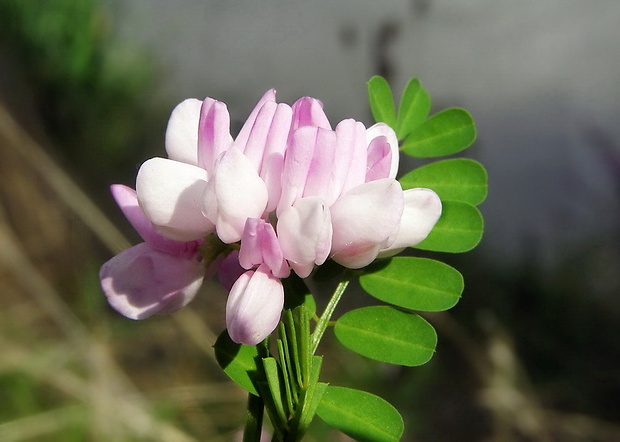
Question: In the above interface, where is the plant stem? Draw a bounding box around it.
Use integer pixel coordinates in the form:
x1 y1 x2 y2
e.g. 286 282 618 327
310 272 352 354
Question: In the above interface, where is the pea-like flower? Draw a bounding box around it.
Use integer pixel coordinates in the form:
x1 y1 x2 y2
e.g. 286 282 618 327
99 185 206 319
100 90 442 345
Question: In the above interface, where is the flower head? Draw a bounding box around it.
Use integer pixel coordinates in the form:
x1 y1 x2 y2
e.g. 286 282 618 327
100 89 441 344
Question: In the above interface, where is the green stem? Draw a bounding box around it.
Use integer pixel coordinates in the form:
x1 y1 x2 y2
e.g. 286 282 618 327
310 272 352 354
243 392 264 442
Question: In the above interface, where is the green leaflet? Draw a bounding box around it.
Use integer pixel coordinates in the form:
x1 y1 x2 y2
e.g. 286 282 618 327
360 257 463 312
396 77 431 140
316 385 404 442
401 108 476 157
368 76 397 128
334 306 437 366
400 158 488 206
213 330 261 396
415 200 484 253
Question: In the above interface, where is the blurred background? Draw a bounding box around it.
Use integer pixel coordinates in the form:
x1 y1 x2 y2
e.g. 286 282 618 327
1 0 619 440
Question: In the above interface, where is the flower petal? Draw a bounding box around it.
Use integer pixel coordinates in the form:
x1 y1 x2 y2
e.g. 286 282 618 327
110 184 201 257
203 147 268 243
239 218 290 278
301 128 340 204
260 103 294 212
290 96 331 131
226 266 284 345
337 119 368 195
136 157 213 241
277 197 332 278
197 98 233 175
330 178 404 268
277 126 318 215
234 89 277 151
365 136 392 182
366 123 399 178
381 188 442 253
165 98 202 165
100 243 205 320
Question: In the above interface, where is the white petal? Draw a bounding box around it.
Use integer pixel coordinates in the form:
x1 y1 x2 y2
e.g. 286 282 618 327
383 188 442 252
165 99 202 165
330 179 404 268
136 157 213 241
277 197 332 278
203 147 268 243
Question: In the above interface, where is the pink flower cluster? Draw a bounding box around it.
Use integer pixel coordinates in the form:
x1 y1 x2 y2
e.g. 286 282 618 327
100 90 441 345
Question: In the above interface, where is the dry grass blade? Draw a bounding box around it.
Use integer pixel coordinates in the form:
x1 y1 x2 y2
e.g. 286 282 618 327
0 102 130 255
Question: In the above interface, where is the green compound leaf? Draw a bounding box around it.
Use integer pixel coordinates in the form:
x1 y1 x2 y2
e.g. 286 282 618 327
214 330 261 396
368 76 397 128
415 201 484 253
360 257 463 312
316 385 404 442
334 306 437 366
401 108 476 157
396 77 431 140
400 158 488 206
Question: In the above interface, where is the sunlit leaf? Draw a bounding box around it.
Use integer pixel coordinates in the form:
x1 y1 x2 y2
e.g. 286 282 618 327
402 108 476 157
316 385 404 442
396 77 431 140
400 158 488 205
360 257 463 311
414 201 483 253
214 330 261 396
334 306 437 366
368 76 397 128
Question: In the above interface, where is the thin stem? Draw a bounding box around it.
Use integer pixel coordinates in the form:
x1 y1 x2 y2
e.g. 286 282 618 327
310 272 352 354
243 393 264 442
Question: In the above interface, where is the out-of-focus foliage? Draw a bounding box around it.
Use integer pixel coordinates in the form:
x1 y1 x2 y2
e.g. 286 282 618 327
0 0 159 185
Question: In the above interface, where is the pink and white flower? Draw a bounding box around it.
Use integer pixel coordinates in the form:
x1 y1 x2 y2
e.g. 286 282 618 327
100 90 442 345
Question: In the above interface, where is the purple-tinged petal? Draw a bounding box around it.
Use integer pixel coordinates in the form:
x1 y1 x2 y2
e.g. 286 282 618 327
337 119 368 195
277 126 318 215
381 188 442 254
165 98 202 165
110 184 201 257
232 101 278 172
226 265 284 345
218 250 245 292
260 103 294 212
301 128 339 204
136 157 213 241
203 147 268 243
197 98 233 175
366 123 399 178
234 89 277 151
239 218 290 278
330 178 404 268
100 243 205 320
290 97 331 132
365 136 392 182
277 197 333 278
